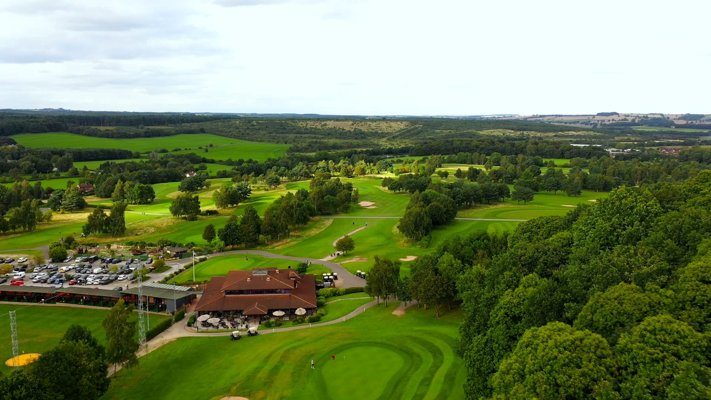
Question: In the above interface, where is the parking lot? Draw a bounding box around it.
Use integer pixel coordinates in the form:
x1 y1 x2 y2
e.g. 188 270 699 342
0 255 157 290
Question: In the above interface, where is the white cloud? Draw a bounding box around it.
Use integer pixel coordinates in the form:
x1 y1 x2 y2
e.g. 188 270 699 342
0 0 709 114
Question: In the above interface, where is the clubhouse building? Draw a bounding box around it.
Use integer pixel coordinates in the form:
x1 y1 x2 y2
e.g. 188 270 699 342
195 268 317 319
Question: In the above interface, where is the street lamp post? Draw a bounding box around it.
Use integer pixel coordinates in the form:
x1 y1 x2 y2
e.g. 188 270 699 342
191 250 196 282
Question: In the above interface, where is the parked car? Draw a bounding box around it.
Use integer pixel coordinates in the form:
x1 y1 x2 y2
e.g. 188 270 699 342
17 257 28 263
10 279 24 286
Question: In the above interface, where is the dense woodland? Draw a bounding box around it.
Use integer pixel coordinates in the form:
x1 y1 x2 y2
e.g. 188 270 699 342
398 172 711 399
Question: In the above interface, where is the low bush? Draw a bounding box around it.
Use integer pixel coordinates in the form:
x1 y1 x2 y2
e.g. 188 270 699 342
146 318 173 341
187 314 197 327
173 309 186 322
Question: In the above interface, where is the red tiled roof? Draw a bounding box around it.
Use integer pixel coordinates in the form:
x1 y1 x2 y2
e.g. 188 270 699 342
220 268 299 292
244 303 268 315
195 272 317 313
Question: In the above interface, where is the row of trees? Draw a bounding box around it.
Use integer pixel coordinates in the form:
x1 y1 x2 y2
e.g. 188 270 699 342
0 199 51 233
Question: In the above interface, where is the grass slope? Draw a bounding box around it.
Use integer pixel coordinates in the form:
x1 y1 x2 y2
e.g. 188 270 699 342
103 305 465 400
0 304 169 374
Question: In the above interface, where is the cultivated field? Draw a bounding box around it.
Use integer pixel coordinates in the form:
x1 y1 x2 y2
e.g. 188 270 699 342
11 132 289 161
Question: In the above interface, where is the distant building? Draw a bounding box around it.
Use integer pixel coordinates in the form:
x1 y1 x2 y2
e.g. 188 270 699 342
78 182 94 195
195 268 317 319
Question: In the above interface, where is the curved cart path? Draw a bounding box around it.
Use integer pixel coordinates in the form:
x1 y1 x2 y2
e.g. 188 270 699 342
162 249 366 289
135 300 378 359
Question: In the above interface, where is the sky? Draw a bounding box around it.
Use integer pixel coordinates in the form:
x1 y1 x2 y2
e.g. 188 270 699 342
0 0 709 115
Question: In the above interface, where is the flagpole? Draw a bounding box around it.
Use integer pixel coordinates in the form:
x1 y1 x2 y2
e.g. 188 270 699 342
192 250 196 282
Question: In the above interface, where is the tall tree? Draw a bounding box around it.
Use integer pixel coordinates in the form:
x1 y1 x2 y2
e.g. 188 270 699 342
491 322 617 399
335 235 355 253
106 201 127 236
32 326 109 400
615 315 710 399
202 223 216 243
365 256 401 306
218 216 241 247
239 205 262 246
169 193 200 219
102 299 139 371
83 208 107 235
511 185 535 203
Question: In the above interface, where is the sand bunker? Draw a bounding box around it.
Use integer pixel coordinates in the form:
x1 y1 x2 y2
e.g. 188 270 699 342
358 201 377 209
561 204 575 208
342 257 368 264
399 256 417 262
5 353 41 367
220 397 249 400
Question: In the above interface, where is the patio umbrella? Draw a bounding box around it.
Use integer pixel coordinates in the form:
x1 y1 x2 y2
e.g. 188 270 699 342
272 310 285 317
197 314 210 322
295 308 306 316
207 317 220 326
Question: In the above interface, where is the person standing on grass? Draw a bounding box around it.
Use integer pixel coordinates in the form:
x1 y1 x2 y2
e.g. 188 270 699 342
311 359 315 369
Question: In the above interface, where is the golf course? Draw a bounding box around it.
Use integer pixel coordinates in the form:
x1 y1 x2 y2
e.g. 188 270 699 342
102 304 465 400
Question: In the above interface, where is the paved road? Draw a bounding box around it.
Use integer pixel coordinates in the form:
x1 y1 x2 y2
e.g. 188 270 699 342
331 216 526 222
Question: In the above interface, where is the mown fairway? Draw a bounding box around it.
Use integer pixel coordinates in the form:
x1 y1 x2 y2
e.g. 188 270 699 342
11 132 289 161
102 304 465 400
0 304 169 374
457 189 606 219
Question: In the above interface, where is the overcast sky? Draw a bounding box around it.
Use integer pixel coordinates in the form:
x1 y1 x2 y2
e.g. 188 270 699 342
0 0 709 115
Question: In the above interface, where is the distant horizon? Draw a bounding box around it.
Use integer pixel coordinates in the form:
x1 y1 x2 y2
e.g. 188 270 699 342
2 108 708 118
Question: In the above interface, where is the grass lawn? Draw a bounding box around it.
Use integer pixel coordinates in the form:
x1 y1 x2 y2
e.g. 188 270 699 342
103 304 465 400
11 132 289 162
457 189 607 219
169 254 330 284
0 304 169 374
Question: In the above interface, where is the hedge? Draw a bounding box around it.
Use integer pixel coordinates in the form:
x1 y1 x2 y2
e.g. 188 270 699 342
173 309 186 323
146 318 173 341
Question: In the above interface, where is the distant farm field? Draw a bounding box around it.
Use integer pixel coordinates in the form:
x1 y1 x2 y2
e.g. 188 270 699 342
11 132 289 161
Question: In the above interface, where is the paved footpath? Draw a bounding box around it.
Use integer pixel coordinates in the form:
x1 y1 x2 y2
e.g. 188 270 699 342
136 300 378 359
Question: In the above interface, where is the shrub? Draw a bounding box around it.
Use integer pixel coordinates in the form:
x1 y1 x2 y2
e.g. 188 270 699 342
187 314 197 327
344 287 365 294
173 309 186 323
306 314 321 323
146 318 173 341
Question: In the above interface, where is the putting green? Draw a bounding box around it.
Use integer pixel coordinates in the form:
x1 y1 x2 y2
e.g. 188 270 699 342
103 305 465 400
